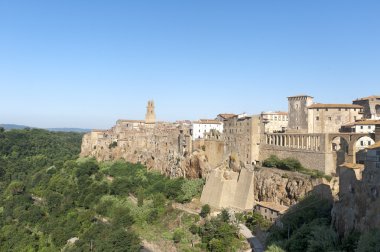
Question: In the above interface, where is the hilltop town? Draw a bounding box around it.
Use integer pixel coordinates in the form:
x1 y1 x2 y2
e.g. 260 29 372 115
80 95 380 241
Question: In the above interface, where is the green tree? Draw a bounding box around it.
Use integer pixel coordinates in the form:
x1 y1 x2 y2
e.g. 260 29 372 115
356 229 380 252
200 204 211 218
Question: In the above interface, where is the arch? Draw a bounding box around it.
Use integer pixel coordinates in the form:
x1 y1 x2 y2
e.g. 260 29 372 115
354 136 375 164
376 105 380 117
331 136 349 153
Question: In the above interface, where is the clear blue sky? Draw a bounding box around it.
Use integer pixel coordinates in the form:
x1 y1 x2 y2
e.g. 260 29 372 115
1 1 379 129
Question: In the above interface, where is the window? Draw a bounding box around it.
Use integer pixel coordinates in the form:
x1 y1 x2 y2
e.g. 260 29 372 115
361 141 364 146
328 117 332 120
361 126 364 129
368 141 371 145
317 109 319 111
316 116 319 121
354 116 357 120
368 126 371 129
325 108 328 111
345 108 348 111
338 108 341 111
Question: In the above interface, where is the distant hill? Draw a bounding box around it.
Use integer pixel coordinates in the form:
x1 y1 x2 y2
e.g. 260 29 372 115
0 124 91 133
47 128 91 133
0 124 33 130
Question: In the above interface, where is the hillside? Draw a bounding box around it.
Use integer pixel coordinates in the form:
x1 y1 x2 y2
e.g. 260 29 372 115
0 129 243 251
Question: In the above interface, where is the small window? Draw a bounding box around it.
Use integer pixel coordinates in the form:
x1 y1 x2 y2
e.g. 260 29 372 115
361 126 364 129
361 141 364 146
316 116 319 121
368 126 371 129
328 117 332 120
325 108 328 111
338 108 341 111
368 141 371 145
345 108 348 111
317 109 319 111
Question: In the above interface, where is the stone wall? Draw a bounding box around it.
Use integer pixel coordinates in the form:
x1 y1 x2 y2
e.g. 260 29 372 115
260 133 336 174
200 167 255 211
193 139 224 168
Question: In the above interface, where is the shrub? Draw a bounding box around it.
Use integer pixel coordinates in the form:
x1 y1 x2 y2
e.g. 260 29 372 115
263 155 281 167
173 229 183 243
200 204 210 218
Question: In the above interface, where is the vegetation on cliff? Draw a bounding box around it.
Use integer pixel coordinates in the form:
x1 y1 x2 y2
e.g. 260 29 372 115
265 194 380 252
0 129 244 251
263 155 332 181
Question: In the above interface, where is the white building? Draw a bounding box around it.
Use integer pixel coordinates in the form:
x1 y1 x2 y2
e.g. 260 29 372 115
191 119 223 140
341 120 380 134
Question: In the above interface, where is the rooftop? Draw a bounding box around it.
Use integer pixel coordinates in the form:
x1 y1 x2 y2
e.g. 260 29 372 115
255 201 289 214
353 95 380 101
367 141 380 150
343 120 380 126
193 119 222 124
262 111 288 115
339 162 365 170
287 94 314 98
308 103 363 109
217 113 237 119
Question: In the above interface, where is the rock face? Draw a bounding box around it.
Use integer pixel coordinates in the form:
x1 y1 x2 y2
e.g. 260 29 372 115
254 167 331 206
80 121 212 178
332 158 380 237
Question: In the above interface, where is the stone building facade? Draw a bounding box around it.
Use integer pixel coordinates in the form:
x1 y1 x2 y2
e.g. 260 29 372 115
80 101 211 178
287 95 314 133
307 104 363 133
353 95 380 119
223 114 261 165
261 111 288 133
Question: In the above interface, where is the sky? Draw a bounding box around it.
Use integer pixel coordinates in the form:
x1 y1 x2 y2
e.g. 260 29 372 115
0 0 379 129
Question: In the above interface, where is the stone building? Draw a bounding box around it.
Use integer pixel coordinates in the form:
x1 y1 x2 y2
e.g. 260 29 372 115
145 100 156 125
260 95 374 175
223 114 262 165
261 111 288 133
287 95 314 133
80 101 205 178
254 201 288 222
353 95 380 119
307 104 363 134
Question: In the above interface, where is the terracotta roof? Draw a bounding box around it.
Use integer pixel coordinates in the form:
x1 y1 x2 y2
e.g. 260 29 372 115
256 201 289 214
367 141 380 150
339 162 365 169
344 120 380 126
262 111 288 115
354 95 380 101
217 113 237 119
308 103 363 109
118 120 145 123
193 119 222 124
287 94 313 98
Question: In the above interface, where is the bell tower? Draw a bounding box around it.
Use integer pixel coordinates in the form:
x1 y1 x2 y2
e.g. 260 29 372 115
145 100 156 125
